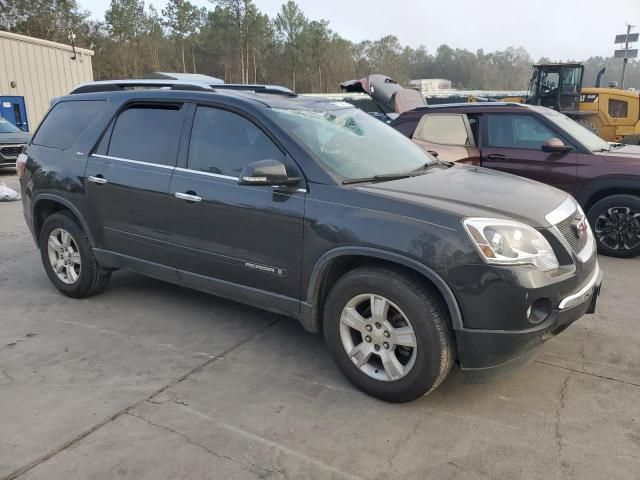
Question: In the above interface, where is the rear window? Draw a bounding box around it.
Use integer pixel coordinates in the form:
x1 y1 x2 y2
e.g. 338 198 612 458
107 105 182 166
32 101 105 150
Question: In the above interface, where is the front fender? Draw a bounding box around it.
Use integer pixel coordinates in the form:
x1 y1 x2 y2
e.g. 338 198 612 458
303 246 463 333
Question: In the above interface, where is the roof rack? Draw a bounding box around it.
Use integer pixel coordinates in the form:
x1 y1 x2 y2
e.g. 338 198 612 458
69 79 215 94
69 79 297 97
213 84 297 97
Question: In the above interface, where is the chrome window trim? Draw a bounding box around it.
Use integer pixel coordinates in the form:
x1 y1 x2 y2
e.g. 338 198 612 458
174 167 236 180
174 167 307 193
558 262 600 310
545 196 577 225
91 154 175 170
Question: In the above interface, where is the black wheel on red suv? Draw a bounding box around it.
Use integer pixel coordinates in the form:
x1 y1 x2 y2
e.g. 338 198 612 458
588 194 640 258
323 267 454 403
39 212 111 298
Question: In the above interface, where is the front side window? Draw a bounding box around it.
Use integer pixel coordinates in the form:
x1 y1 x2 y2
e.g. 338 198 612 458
269 107 435 180
608 99 628 119
108 105 182 166
33 100 105 150
413 114 471 145
486 114 557 150
188 107 284 177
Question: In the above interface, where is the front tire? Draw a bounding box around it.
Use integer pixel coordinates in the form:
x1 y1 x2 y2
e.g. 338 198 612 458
323 267 454 402
587 194 640 258
39 212 111 297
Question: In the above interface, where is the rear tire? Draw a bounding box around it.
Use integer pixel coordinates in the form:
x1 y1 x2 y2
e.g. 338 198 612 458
39 211 111 297
587 194 640 258
323 266 454 402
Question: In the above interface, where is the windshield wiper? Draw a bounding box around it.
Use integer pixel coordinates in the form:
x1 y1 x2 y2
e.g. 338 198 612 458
343 162 445 185
342 172 413 185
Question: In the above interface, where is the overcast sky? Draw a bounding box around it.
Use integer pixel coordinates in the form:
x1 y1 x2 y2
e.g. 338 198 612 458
81 0 640 60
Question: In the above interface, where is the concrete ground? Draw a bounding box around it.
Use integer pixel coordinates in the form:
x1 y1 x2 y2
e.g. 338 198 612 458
1 169 639 480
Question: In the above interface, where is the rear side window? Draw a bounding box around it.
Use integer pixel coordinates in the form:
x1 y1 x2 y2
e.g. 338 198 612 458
107 105 182 166
187 106 284 177
33 101 105 150
414 114 471 145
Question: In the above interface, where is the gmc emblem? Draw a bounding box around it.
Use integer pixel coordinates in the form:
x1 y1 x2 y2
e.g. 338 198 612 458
572 218 587 239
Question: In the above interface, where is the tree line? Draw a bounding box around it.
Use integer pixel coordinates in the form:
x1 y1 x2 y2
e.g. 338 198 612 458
2 0 639 92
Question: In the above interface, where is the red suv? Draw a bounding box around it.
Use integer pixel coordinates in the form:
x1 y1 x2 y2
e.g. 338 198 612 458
391 103 640 258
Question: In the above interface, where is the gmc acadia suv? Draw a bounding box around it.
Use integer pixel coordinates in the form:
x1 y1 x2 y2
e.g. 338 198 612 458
18 80 602 402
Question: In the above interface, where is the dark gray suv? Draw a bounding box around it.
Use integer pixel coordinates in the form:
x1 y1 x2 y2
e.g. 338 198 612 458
18 80 602 402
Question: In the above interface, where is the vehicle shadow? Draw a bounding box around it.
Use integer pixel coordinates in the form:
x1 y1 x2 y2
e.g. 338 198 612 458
101 269 477 404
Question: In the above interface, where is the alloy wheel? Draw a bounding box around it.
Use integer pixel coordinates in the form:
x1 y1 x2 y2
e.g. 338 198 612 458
339 293 417 382
594 206 640 251
47 228 82 284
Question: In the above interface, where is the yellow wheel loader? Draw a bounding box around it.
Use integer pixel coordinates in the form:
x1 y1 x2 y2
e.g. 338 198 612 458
478 63 640 144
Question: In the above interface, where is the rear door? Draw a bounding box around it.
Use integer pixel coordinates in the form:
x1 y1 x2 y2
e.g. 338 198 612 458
411 113 480 164
480 113 578 193
168 104 305 303
84 102 187 268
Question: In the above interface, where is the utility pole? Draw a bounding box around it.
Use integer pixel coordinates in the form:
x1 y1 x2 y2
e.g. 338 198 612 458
621 23 635 89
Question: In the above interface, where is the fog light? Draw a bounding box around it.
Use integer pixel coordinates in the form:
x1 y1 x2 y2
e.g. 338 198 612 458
528 298 552 324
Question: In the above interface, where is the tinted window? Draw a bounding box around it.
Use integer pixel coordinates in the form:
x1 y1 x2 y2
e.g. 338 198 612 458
414 114 470 145
487 115 557 149
33 101 105 149
188 107 284 177
608 99 628 118
108 105 182 165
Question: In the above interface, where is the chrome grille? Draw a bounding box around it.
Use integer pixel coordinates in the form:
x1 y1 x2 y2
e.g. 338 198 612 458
556 212 588 254
0 144 24 160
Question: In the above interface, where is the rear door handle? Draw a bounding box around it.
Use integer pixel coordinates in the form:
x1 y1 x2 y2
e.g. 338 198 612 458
175 192 202 203
88 175 108 184
487 154 508 160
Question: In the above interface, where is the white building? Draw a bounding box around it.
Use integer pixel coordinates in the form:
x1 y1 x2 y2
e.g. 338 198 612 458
409 78 453 93
0 30 94 131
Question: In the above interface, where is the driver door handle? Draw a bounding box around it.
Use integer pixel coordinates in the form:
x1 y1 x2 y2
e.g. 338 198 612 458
487 154 508 160
175 192 202 203
88 175 108 185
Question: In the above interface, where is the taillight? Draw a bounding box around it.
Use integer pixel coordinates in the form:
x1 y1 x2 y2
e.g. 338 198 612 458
16 152 27 178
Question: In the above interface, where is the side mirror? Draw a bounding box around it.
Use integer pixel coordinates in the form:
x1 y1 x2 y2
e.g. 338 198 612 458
542 138 573 153
238 159 299 186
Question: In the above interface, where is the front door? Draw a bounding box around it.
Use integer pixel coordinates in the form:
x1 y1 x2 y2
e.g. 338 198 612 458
84 103 186 267
169 105 305 302
480 113 578 194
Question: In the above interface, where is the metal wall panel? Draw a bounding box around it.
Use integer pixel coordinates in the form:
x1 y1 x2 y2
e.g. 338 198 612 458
0 30 94 132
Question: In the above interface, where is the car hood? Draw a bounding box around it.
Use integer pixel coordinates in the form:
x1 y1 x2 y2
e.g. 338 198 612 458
598 144 640 163
0 131 30 144
357 164 571 228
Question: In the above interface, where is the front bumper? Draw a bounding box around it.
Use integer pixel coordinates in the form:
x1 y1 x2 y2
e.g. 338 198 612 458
455 262 602 383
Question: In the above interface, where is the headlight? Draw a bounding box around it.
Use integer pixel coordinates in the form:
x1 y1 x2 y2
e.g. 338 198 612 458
463 218 559 271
